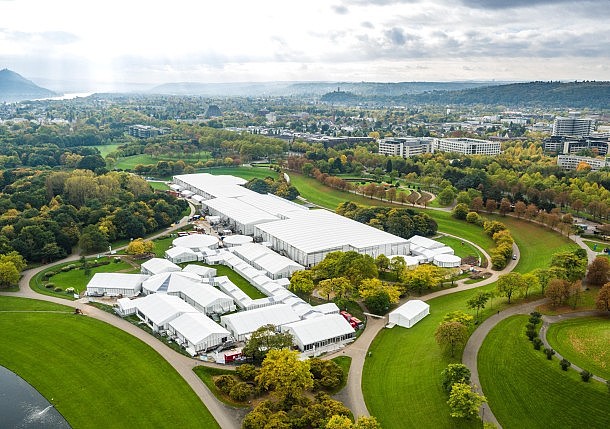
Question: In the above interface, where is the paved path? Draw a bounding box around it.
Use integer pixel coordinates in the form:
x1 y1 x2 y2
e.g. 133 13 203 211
1 204 246 429
539 310 609 383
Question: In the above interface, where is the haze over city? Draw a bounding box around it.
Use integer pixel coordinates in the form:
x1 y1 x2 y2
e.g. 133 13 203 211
1 0 609 90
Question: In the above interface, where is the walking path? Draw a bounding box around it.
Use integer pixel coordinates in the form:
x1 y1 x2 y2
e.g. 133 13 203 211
539 310 609 383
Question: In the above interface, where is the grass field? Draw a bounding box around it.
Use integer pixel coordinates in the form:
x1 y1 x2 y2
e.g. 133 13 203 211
205 166 279 182
208 264 267 299
31 257 137 299
582 240 610 259
149 181 170 191
478 315 609 429
436 234 484 261
0 296 219 429
94 143 123 157
113 153 212 170
546 316 610 380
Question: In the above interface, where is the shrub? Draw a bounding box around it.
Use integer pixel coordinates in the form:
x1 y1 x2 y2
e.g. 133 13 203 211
54 287 63 292
606 380 610 394
43 271 55 279
544 348 555 360
560 359 571 371
214 375 236 395
236 364 257 382
229 382 254 402
526 328 538 341
45 283 55 289
61 265 75 272
581 370 592 382
532 338 543 350
65 287 75 293
114 257 121 263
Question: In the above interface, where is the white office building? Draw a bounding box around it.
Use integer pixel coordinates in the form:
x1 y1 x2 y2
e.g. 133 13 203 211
552 117 595 137
378 137 434 158
557 155 609 171
432 138 501 156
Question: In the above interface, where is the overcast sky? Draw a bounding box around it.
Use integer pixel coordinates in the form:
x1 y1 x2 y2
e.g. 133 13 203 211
1 0 609 88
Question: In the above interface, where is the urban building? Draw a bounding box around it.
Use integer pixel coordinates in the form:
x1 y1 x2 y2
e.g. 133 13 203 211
378 137 434 158
432 138 501 156
557 155 609 171
552 117 595 137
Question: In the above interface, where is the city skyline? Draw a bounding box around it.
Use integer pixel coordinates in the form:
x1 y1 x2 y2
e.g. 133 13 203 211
1 0 609 90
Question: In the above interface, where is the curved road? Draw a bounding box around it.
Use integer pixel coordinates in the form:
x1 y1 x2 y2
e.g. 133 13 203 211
1 206 246 429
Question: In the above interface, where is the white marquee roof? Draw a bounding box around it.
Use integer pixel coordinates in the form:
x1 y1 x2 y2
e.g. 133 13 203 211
406 235 445 250
135 294 198 326
254 209 409 254
182 265 217 277
141 258 181 275
204 197 279 226
142 272 202 294
168 313 230 345
172 234 219 249
223 235 254 246
173 173 248 199
165 246 197 259
179 282 234 307
86 273 149 291
233 243 304 275
220 304 300 336
389 299 430 320
282 314 355 346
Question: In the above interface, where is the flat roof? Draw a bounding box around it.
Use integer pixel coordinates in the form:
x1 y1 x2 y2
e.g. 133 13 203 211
173 234 219 249
204 197 279 226
135 294 198 326
282 314 354 345
254 209 409 254
168 313 230 344
86 273 149 290
220 304 300 336
173 173 248 198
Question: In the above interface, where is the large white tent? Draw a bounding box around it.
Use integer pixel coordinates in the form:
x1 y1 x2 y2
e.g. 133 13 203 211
254 209 411 266
172 234 219 251
165 246 199 264
85 273 149 297
141 258 181 276
177 282 236 315
280 314 355 353
141 271 202 295
232 243 304 279
220 304 300 341
203 197 280 235
182 264 217 279
388 300 430 328
172 173 248 200
167 312 231 355
135 294 198 332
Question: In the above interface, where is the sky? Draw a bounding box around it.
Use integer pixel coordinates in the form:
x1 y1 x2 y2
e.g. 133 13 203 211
1 0 609 90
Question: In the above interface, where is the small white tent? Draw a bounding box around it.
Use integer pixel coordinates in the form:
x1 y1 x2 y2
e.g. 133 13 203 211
388 300 430 328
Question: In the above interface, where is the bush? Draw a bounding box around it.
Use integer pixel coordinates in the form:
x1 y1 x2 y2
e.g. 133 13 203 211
526 328 538 341
61 265 76 272
581 370 592 382
214 375 236 395
560 359 571 371
532 338 543 350
43 271 55 279
236 364 257 382
544 347 555 360
45 283 55 289
54 287 63 292
229 382 254 402
606 380 610 394
65 287 75 293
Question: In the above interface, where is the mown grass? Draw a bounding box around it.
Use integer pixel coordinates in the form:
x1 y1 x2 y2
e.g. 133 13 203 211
113 153 212 170
149 181 170 191
207 166 279 182
547 316 610 380
207 264 267 299
94 143 123 157
0 296 219 429
435 235 483 260
478 315 609 429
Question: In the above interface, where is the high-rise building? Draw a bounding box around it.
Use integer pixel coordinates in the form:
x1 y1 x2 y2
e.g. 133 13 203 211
552 117 595 137
432 138 501 156
378 137 434 158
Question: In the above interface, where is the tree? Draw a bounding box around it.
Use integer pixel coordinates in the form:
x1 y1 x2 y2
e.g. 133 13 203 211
470 197 484 212
514 200 526 218
354 416 381 429
499 198 511 216
596 283 610 311
586 257 610 286
569 281 583 309
390 256 407 280
551 251 587 282
78 225 110 254
467 291 491 320
125 238 154 256
402 264 444 294
289 270 315 295
326 415 353 429
375 254 390 273
441 363 471 394
443 311 474 327
359 278 401 304
0 251 26 272
485 199 497 213
521 273 540 299
496 273 526 304
0 261 20 287
317 277 353 300
545 278 570 308
438 187 456 206
255 349 313 403
435 321 468 357
447 383 486 419
452 203 469 220
242 325 294 363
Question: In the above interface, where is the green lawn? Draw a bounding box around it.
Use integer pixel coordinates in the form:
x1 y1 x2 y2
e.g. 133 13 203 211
436 235 484 260
114 153 212 170
363 284 509 429
0 296 219 429
149 181 170 191
478 315 608 429
582 240 610 259
153 235 175 257
207 165 280 181
31 257 136 299
488 215 579 274
547 316 610 380
94 143 123 157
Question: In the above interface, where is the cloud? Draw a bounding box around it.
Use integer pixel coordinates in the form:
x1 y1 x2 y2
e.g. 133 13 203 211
361 21 374 29
332 5 349 14
460 0 582 9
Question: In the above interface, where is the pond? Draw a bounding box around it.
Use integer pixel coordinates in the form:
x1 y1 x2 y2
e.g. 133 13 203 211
0 365 70 428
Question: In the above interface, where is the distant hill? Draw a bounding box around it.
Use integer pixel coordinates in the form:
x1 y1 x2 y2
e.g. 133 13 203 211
0 69 57 102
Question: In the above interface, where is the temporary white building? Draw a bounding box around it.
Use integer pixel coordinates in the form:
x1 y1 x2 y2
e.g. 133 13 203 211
215 276 254 309
167 313 231 355
407 235 445 249
220 304 300 341
388 300 430 328
281 314 355 353
165 246 199 264
172 173 248 200
116 297 138 316
135 294 198 332
433 254 462 268
177 282 236 315
407 235 455 263
141 258 181 276
253 209 411 267
312 302 340 315
232 243 304 279
172 234 219 251
223 234 253 247
85 273 149 297
203 197 280 235
141 271 202 295
182 264 217 279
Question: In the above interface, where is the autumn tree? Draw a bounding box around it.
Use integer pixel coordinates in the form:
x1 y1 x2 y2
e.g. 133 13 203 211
242 325 294 363
125 238 154 255
586 257 610 286
289 270 315 294
0 261 20 287
496 273 526 304
499 198 512 216
467 291 491 320
401 264 444 294
551 250 587 282
596 283 610 311
514 201 526 218
255 349 313 403
545 278 570 307
447 383 486 419
435 321 468 357
317 277 353 301
470 197 484 212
